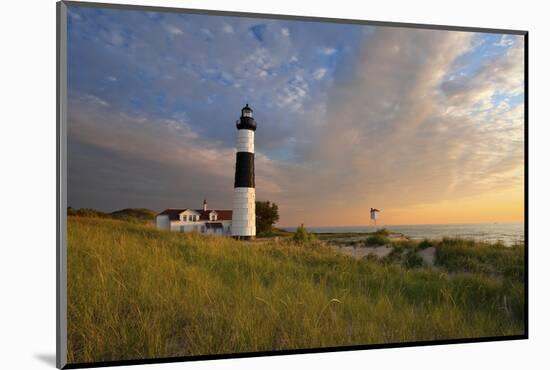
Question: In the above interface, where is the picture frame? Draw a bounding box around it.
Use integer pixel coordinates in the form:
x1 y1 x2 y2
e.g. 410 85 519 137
57 1 528 368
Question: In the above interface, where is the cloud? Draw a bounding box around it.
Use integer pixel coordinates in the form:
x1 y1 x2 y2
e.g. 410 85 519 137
440 40 524 113
202 28 214 40
313 68 327 80
494 34 515 47
255 29 524 225
105 31 125 46
319 47 337 55
68 94 285 211
76 93 110 107
66 6 524 225
275 73 310 111
166 25 184 35
223 23 234 33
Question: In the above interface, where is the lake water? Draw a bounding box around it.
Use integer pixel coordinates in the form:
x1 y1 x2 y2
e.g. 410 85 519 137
283 223 525 246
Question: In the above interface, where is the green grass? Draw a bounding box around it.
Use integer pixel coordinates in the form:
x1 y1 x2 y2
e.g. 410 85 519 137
257 228 293 238
435 237 525 282
67 207 156 223
67 217 525 364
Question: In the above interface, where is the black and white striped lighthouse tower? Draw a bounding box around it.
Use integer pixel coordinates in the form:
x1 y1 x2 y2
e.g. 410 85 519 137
232 104 257 240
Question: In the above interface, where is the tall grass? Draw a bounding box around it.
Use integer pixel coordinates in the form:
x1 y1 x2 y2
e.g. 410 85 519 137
67 217 524 364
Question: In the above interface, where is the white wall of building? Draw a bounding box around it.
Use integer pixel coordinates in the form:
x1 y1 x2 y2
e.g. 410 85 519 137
156 215 170 230
167 220 232 235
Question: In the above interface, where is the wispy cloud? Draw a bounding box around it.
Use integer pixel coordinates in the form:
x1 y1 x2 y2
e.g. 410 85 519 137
319 47 337 55
166 25 184 35
222 23 234 33
494 34 515 47
313 68 327 80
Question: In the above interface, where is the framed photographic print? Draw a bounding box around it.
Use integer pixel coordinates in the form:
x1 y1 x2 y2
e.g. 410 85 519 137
57 1 527 368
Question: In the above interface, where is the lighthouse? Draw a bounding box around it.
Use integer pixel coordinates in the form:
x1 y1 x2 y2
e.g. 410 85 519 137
232 104 257 240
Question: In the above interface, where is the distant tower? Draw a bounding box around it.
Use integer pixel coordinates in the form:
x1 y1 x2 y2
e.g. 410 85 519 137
370 208 380 225
203 199 208 211
232 104 257 240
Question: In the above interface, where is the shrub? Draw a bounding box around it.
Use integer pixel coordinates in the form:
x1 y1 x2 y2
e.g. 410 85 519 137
373 228 390 237
365 234 390 246
403 251 424 268
292 224 317 245
418 239 434 250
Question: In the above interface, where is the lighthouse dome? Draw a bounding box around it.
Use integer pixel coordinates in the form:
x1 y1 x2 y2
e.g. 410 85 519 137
236 104 257 131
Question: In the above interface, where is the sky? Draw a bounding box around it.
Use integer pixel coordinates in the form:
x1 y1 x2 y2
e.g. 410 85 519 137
66 5 525 227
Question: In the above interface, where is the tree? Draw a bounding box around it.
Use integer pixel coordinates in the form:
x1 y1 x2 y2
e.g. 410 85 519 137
255 201 279 234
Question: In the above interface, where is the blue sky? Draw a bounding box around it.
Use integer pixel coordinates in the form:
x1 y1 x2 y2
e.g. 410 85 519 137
67 5 525 226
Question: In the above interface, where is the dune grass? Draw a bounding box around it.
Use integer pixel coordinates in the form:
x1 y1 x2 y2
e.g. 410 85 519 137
67 217 525 364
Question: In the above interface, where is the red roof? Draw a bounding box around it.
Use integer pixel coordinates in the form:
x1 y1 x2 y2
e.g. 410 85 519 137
157 208 232 221
201 209 232 221
157 209 187 221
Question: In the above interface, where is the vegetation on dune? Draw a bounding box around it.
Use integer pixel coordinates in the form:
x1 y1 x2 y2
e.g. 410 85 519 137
403 250 425 269
109 208 157 222
372 228 390 237
257 228 293 238
418 238 434 250
364 234 390 246
292 224 317 244
435 237 525 282
316 228 402 247
67 217 525 364
67 207 156 223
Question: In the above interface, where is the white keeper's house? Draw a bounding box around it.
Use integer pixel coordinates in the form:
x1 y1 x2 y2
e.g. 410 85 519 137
156 200 233 236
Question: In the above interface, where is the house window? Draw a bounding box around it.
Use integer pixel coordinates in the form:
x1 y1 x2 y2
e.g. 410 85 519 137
182 215 187 222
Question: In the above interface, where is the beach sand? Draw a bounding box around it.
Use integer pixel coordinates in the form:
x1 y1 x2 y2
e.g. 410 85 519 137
334 244 436 267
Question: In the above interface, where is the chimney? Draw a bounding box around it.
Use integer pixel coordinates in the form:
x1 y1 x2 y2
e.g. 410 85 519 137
203 199 208 211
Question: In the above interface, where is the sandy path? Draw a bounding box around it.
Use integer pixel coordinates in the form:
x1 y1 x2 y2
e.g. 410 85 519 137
335 245 394 259
418 247 436 266
334 245 437 267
